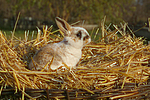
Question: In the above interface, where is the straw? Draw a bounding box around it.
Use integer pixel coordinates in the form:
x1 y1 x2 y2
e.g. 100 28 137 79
0 20 150 99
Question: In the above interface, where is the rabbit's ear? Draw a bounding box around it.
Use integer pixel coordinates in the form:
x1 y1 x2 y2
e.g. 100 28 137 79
55 17 71 35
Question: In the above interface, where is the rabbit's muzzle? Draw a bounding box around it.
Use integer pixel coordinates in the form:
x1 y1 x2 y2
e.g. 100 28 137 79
84 35 91 45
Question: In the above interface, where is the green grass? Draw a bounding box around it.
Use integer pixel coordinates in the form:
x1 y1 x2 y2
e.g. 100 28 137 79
1 29 37 40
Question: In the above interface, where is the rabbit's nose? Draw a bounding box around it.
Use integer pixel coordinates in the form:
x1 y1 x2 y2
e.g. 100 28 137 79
84 35 91 44
83 35 90 41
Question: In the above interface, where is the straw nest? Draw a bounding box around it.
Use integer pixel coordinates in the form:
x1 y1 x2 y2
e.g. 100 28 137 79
0 22 150 100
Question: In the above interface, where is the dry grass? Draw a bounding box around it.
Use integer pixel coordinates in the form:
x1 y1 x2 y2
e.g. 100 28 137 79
0 21 150 99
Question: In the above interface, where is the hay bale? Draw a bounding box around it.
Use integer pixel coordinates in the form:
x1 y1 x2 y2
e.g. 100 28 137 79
0 23 150 99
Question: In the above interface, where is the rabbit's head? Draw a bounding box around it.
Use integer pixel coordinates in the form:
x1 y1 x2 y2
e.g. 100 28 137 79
55 17 91 49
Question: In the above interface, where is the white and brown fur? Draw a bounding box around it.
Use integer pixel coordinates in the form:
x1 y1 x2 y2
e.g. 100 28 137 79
29 17 91 71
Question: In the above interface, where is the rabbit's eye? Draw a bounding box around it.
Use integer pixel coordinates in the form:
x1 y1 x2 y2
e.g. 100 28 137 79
76 31 82 39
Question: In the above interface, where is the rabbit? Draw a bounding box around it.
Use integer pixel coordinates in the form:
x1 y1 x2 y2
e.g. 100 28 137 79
29 17 91 71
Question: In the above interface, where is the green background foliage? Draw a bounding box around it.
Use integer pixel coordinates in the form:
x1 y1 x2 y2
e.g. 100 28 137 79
0 0 149 24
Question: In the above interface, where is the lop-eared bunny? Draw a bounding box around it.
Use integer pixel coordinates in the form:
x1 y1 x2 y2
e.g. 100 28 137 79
29 17 91 71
